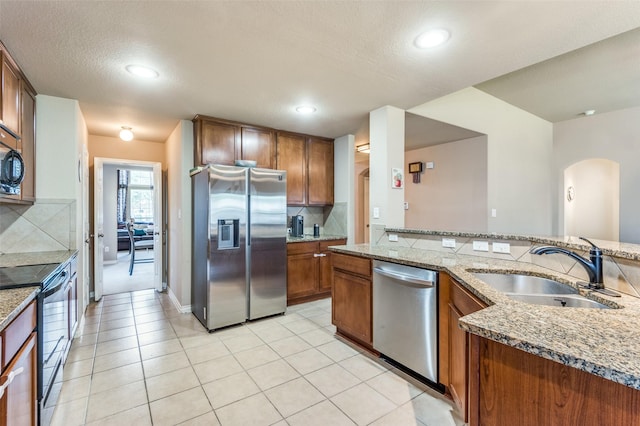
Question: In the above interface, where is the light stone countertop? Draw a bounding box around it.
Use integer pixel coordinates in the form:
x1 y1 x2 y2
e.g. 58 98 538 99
0 287 39 332
0 250 77 333
286 234 347 243
330 243 640 391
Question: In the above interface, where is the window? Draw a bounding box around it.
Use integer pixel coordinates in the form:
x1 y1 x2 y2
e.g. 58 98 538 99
128 170 154 223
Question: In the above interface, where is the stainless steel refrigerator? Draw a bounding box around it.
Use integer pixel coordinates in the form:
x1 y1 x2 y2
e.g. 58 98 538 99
191 164 287 331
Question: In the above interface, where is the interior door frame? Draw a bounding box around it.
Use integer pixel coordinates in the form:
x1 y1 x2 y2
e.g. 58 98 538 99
93 157 163 300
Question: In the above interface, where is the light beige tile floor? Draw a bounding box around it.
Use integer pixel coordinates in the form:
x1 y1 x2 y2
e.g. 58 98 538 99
52 290 465 426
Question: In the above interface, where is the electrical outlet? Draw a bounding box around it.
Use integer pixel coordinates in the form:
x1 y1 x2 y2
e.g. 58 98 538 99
388 234 398 242
472 241 489 252
442 238 456 248
493 242 511 254
403 202 409 210
104 246 110 253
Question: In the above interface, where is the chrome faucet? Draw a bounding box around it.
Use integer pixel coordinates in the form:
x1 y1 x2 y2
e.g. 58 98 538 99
530 237 603 288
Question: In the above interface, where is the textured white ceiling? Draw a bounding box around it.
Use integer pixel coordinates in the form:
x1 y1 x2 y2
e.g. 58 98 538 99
0 1 639 143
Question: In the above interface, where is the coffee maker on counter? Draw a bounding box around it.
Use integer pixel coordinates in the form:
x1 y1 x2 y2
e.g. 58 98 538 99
290 215 304 237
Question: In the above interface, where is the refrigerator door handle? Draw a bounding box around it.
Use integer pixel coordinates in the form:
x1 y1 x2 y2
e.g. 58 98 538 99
247 194 251 245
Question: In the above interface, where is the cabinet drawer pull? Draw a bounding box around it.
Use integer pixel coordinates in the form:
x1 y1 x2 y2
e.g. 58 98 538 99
0 367 25 398
313 253 327 257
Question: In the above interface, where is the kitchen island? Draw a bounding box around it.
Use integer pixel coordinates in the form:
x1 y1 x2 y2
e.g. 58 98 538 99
330 230 640 425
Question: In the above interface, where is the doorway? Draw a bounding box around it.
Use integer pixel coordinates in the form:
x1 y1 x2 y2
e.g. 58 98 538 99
93 158 163 300
564 158 620 241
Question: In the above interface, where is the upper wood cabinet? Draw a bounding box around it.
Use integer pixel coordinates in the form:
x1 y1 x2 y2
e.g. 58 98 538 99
276 132 307 205
240 126 276 169
307 137 334 206
19 82 36 202
193 115 276 169
276 132 334 206
1 40 36 205
1 50 21 135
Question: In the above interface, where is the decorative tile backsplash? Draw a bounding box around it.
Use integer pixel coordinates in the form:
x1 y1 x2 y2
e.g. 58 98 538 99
286 203 348 237
377 230 640 298
0 199 77 254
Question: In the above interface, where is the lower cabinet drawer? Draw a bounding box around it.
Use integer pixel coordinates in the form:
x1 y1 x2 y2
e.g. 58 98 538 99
1 300 36 371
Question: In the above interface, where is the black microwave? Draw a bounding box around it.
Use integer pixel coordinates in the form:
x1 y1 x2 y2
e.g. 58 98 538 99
0 123 25 196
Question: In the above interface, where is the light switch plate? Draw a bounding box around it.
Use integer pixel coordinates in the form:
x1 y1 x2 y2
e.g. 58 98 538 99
403 202 409 210
373 207 380 219
442 238 456 248
472 241 489 252
388 234 398 242
493 242 511 254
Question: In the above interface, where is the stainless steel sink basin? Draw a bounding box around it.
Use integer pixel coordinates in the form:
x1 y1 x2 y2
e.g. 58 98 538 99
472 273 578 295
507 294 611 309
471 272 612 309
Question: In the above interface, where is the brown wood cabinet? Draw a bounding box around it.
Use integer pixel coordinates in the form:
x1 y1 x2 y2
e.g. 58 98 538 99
18 82 36 203
276 133 334 206
439 273 486 423
307 138 334 206
276 133 307 205
287 239 345 305
193 115 276 169
0 41 36 205
1 50 21 135
471 335 640 426
331 253 373 348
0 300 38 426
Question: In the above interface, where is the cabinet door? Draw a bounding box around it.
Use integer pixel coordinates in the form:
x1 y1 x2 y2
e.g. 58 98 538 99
19 83 35 202
0 332 37 426
195 119 239 166
307 138 334 205
332 270 372 345
276 133 307 205
287 252 319 301
241 127 275 169
1 55 21 134
318 239 346 292
448 303 468 421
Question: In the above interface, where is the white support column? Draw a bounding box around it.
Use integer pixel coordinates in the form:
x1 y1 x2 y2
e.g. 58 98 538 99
369 106 405 243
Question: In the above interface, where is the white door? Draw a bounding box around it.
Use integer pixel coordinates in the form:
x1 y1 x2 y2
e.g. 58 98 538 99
93 158 105 301
152 163 163 292
94 158 163 299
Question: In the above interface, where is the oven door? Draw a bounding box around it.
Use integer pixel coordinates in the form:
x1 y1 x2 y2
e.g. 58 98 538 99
39 266 70 408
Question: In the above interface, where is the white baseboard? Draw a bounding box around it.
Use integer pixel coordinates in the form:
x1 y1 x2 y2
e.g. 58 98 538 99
167 286 191 314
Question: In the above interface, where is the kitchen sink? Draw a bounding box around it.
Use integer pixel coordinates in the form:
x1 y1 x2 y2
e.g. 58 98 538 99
472 272 578 295
472 272 612 309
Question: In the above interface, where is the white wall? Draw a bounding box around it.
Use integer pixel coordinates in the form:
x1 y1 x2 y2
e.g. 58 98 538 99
165 120 193 311
405 136 488 232
409 87 553 235
554 106 640 243
369 106 405 238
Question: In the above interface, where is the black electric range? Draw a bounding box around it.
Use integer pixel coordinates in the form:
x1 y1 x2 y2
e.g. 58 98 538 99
0 263 62 290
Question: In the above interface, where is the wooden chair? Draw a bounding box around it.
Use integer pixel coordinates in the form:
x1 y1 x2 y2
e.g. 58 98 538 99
126 222 154 275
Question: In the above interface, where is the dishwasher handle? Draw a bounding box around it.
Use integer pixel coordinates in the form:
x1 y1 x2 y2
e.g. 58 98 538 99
373 267 435 288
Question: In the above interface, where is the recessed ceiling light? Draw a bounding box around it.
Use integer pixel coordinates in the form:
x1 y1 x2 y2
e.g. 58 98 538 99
119 126 134 141
414 29 450 49
295 105 316 114
583 109 596 116
125 64 159 79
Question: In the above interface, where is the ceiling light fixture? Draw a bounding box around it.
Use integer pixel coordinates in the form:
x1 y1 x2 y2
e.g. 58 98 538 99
356 143 370 154
414 29 450 49
119 126 134 141
583 109 596 116
295 105 316 114
125 64 159 79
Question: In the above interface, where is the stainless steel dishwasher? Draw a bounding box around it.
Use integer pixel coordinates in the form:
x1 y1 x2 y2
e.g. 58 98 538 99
373 260 439 385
